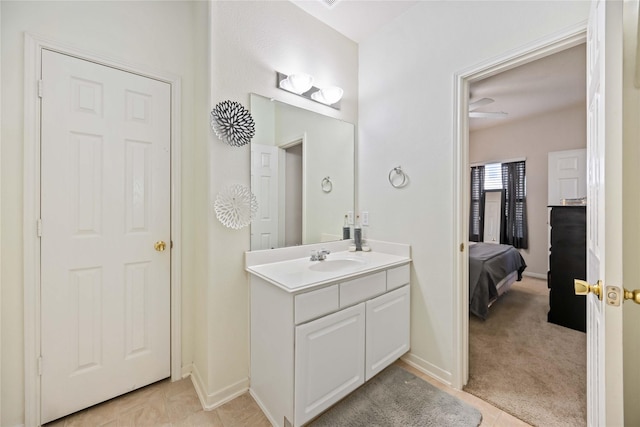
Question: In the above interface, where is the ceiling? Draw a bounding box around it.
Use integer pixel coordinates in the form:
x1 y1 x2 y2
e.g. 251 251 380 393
289 0 419 43
469 43 586 131
289 0 586 131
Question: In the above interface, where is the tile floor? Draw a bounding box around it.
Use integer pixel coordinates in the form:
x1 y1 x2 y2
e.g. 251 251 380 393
45 361 531 427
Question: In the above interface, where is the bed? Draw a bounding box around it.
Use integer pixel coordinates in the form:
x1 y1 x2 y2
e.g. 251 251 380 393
469 242 527 320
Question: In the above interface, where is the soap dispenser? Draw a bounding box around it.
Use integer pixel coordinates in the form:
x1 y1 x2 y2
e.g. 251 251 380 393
354 215 362 251
342 214 350 240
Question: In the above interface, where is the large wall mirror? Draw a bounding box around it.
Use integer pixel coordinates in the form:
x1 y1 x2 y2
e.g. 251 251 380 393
250 93 355 250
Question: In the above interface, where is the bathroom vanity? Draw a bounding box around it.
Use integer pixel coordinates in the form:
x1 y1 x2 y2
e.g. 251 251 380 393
246 240 411 427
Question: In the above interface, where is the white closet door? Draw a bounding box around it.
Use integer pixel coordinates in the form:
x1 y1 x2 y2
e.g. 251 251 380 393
251 143 279 249
40 50 171 423
548 148 587 205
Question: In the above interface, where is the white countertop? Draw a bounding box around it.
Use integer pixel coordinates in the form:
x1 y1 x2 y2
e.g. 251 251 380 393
246 249 411 293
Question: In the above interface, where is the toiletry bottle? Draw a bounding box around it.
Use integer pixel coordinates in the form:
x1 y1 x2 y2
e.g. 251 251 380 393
343 214 350 240
361 221 370 251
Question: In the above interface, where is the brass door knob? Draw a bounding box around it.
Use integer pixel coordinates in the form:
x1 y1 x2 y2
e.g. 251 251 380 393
574 279 602 300
154 241 167 252
624 289 640 305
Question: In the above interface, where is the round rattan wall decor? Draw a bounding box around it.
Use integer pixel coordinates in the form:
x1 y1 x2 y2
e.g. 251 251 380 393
210 100 255 147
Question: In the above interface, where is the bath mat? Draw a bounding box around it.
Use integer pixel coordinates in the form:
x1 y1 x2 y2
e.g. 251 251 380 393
310 364 482 427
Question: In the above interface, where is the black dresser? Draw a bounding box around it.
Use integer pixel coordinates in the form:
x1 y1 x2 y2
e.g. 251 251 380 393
547 206 586 332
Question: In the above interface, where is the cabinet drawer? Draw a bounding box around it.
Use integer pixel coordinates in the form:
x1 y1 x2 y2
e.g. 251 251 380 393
386 264 410 291
340 272 386 308
295 285 339 324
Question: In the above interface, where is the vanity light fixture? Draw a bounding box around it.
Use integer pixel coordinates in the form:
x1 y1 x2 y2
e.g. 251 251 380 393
276 71 342 110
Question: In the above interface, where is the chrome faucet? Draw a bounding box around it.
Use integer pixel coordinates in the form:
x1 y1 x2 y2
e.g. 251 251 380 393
310 248 331 261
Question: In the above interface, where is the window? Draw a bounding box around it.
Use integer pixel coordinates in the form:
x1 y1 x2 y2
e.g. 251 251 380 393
484 163 502 190
469 165 484 242
469 160 528 248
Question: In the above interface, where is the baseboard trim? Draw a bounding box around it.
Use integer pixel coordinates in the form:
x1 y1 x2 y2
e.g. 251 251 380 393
401 352 453 387
190 364 250 411
249 389 280 427
523 271 547 280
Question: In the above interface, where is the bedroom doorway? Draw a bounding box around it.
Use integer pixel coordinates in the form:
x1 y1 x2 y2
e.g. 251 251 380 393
452 24 588 426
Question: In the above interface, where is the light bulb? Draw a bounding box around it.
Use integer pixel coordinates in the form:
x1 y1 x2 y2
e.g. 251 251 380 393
311 86 343 105
279 73 314 95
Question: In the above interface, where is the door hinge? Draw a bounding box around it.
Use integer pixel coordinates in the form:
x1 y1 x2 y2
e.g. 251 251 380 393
460 243 465 252
171 240 174 249
37 80 43 98
37 219 42 237
37 356 43 376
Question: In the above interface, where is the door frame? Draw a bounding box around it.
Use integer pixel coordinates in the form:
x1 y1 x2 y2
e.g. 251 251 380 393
451 23 587 389
23 33 183 426
278 133 306 247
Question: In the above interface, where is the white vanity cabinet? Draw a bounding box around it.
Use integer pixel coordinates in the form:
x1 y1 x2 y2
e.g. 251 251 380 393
249 260 410 427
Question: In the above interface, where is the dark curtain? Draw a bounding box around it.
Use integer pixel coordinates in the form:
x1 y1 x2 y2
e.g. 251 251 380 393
469 165 485 242
501 161 528 249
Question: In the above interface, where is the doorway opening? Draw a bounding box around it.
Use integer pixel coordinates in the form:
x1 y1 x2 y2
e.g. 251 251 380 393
452 22 587 424
281 138 304 246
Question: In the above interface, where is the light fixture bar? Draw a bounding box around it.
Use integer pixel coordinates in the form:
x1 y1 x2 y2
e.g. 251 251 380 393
276 72 342 110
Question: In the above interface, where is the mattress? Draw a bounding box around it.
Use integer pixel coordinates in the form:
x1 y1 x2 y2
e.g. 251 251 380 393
469 243 527 319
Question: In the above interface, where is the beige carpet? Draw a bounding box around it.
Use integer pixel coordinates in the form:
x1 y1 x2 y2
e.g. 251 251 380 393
464 276 586 427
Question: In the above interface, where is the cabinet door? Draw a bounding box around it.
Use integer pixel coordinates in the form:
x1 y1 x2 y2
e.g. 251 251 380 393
365 285 410 381
294 303 365 426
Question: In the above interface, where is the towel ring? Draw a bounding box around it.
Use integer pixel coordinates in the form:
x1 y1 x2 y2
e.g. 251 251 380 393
388 166 408 188
321 176 333 193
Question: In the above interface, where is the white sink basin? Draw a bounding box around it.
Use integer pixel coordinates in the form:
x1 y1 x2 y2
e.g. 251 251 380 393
246 249 410 292
308 257 367 272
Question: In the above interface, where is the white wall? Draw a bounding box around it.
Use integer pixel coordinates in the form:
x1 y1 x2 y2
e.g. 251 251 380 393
0 2 207 425
358 1 590 383
202 0 357 408
470 102 587 277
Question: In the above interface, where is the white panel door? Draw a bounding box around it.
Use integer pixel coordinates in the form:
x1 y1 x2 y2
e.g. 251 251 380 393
250 143 279 249
365 285 410 381
548 148 587 205
294 303 365 427
584 1 624 425
40 50 171 423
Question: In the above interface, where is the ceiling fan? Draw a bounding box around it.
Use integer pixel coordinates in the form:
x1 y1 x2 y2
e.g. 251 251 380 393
469 98 508 119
